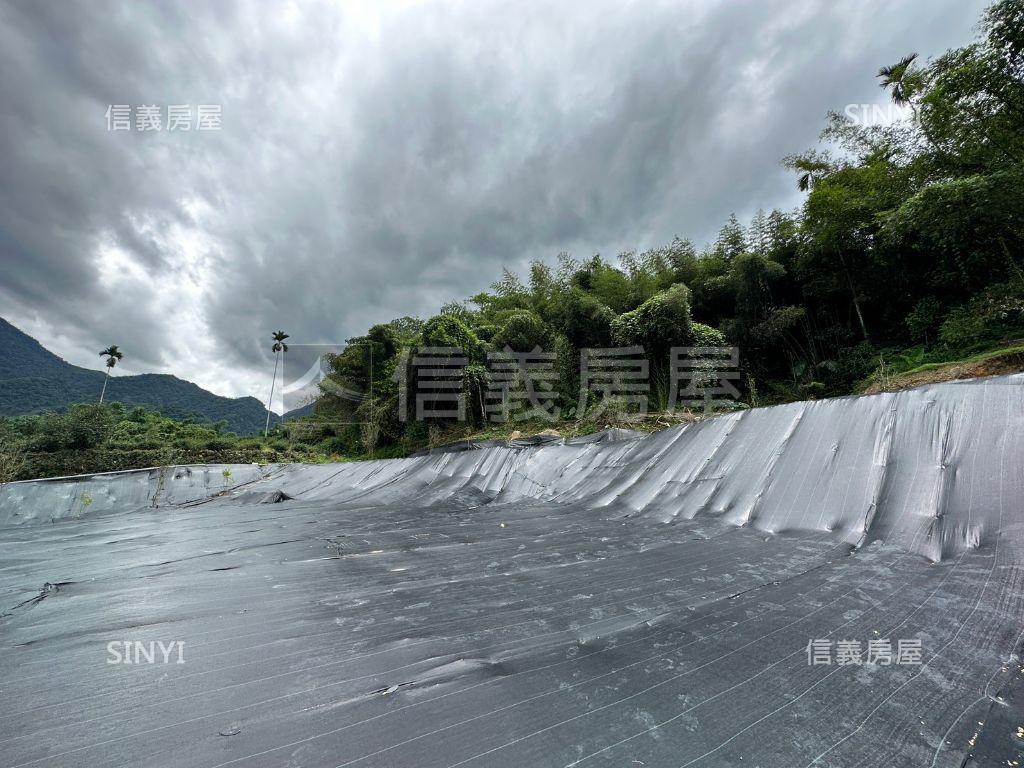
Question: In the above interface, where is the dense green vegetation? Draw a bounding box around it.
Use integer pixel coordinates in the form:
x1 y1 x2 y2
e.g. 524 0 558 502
312 0 1024 454
0 403 326 482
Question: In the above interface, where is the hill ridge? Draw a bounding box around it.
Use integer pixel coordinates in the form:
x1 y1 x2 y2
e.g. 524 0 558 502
0 317 272 435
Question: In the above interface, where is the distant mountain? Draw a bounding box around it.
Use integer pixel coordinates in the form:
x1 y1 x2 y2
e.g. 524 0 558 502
0 317 275 435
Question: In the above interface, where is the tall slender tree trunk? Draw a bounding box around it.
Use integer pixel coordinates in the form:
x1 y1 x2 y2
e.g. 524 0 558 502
99 368 110 404
850 285 869 341
837 248 869 341
265 351 280 437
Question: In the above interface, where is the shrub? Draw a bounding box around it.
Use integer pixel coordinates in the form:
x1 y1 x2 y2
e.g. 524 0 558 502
691 322 727 347
559 288 615 348
819 340 878 394
491 310 548 352
318 436 352 455
0 444 26 485
421 315 486 362
610 284 694 356
939 307 987 348
905 296 943 343
26 405 111 452
473 324 497 343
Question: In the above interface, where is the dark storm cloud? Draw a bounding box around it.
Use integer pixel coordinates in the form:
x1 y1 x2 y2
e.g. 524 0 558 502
0 0 989 398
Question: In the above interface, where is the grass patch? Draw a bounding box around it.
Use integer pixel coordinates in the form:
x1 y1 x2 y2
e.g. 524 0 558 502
860 342 1024 393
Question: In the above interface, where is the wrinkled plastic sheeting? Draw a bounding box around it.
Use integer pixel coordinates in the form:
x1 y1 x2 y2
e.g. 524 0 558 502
4 377 1018 560
1 375 1024 768
565 427 645 444
408 428 644 456
0 463 275 526
186 374 1023 562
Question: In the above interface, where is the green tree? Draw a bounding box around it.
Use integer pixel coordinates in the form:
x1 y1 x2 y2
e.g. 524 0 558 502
713 214 747 261
557 288 615 349
492 310 549 352
421 314 485 362
97 345 123 404
264 331 289 437
610 284 694 360
878 53 924 107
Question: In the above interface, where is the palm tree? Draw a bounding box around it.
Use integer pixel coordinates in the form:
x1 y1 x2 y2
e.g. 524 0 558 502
784 151 833 193
794 157 831 192
878 53 920 106
98 345 123 404
264 331 289 437
878 52 948 155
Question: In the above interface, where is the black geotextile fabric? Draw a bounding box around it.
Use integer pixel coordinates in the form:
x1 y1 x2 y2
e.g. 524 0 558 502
1 375 1023 767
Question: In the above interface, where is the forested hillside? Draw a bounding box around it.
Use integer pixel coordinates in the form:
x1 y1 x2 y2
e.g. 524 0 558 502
0 318 272 435
313 0 1024 454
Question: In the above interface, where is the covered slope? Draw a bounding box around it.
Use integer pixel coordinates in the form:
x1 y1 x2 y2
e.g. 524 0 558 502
0 375 1022 767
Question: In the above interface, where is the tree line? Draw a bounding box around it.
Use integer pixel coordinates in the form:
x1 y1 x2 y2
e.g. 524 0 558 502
312 0 1023 455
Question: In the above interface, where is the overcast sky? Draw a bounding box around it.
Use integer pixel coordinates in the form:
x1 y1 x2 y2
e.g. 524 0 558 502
0 0 988 404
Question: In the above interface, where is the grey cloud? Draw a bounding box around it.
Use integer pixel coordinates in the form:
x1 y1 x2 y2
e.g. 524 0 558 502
0 0 989 397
